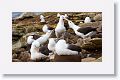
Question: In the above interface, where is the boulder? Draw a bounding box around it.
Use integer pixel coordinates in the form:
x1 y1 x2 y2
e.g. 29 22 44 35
12 59 21 62
81 57 96 62
12 32 43 50
94 57 102 62
18 51 31 62
79 21 102 28
93 14 102 21
60 32 80 44
81 38 102 50
15 12 36 19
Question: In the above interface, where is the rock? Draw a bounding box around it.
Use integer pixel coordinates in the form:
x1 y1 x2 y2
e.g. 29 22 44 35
79 21 102 28
49 54 55 62
12 24 43 43
94 57 102 62
12 12 102 62
30 56 50 62
97 24 102 32
15 12 36 19
81 38 102 50
81 42 102 50
81 57 96 62
90 38 102 45
12 59 21 62
60 32 80 44
75 37 91 47
18 51 31 62
54 54 81 62
88 53 102 59
93 14 102 21
91 33 102 38
75 38 84 47
12 54 18 59
12 32 43 50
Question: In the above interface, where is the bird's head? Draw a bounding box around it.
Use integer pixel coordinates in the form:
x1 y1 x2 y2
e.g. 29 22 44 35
59 15 65 19
27 36 34 44
66 20 75 28
40 15 44 19
64 14 68 18
57 13 61 17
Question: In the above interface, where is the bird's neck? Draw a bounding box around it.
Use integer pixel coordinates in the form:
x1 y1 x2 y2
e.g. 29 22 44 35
44 33 51 38
58 18 64 25
41 18 45 22
72 25 80 31
30 45 39 54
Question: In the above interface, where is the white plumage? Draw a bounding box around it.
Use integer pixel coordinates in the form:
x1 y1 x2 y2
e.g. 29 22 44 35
67 20 96 38
27 36 35 44
57 13 61 17
48 38 57 52
42 24 54 33
30 31 52 60
64 14 68 18
55 15 66 38
42 25 49 33
67 20 85 38
40 15 45 22
55 39 79 55
30 41 47 60
84 17 91 23
34 31 52 47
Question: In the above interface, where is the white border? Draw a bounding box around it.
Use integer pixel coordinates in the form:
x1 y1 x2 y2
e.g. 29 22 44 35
0 0 114 74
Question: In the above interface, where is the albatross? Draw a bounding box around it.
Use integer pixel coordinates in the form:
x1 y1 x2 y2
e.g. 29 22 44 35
30 41 48 60
55 15 66 38
48 38 59 53
66 19 97 38
32 30 52 48
26 35 41 53
42 24 54 33
84 17 91 23
54 39 82 62
40 15 45 23
55 39 81 55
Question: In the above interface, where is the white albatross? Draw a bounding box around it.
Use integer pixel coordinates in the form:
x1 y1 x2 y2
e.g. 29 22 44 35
27 36 35 45
32 30 52 48
84 17 91 23
30 41 48 60
57 13 61 17
66 19 97 38
40 15 45 22
55 15 66 38
55 39 81 55
26 35 41 52
48 38 59 53
42 24 54 33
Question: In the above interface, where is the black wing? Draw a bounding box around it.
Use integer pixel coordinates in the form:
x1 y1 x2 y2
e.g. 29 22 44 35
32 35 41 40
47 26 54 30
39 45 52 55
77 27 96 35
67 44 81 52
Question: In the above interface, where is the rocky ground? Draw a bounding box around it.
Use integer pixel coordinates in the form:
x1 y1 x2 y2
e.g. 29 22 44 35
12 12 102 62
